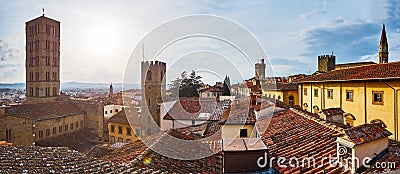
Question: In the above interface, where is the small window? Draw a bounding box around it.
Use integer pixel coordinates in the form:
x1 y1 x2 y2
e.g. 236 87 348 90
105 111 107 114
314 89 318 97
46 129 50 136
289 95 295 106
115 109 119 112
373 91 384 105
346 90 353 102
110 136 115 144
192 120 195 125
75 122 78 129
304 88 308 96
240 129 247 138
53 127 56 135
80 120 83 128
136 129 141 136
126 139 131 143
70 123 74 130
118 137 123 143
126 127 131 136
118 126 123 134
277 96 281 100
65 125 68 131
110 110 112 114
327 89 333 99
39 130 43 138
59 126 63 133
111 125 115 132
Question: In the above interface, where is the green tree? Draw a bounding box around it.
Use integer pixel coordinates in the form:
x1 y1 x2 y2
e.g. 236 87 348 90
168 70 202 98
222 75 231 96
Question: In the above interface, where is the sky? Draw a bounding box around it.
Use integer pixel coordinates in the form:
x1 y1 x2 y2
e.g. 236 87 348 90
1 0 400 85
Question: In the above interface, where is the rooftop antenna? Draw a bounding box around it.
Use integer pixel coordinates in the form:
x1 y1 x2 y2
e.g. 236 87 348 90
42 7 45 16
142 43 148 61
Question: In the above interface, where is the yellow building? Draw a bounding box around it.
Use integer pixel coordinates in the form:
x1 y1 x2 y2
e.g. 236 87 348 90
108 108 139 144
262 82 299 106
297 62 400 140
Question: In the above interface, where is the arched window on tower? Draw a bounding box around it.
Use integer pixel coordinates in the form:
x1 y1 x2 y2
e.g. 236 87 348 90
146 70 152 80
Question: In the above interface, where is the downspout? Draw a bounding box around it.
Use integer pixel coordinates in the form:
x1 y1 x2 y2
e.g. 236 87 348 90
322 83 325 110
301 84 303 110
311 83 313 112
340 83 342 109
364 82 367 124
381 80 397 141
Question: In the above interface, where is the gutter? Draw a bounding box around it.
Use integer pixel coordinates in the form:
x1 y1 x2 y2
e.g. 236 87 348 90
381 80 398 141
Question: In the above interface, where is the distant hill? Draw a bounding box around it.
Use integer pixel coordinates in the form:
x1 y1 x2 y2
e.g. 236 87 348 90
0 82 141 90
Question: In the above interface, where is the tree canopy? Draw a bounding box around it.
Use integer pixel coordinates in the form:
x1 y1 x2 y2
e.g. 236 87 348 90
168 70 202 98
222 75 231 96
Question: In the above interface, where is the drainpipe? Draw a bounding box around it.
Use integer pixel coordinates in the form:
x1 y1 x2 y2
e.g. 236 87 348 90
340 83 342 109
311 83 313 112
381 80 398 141
322 83 325 110
364 82 367 124
300 84 303 110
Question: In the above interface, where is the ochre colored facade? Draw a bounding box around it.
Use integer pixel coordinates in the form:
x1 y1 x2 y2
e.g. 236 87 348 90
299 80 400 140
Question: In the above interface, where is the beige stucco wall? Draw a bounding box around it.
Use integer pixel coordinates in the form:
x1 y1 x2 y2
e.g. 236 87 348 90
354 137 388 169
221 124 257 139
34 113 85 142
0 116 35 146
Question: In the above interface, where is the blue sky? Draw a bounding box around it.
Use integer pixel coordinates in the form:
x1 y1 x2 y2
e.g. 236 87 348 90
0 0 399 84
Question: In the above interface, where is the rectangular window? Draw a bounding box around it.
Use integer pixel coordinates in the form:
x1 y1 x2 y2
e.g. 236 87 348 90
118 126 123 134
53 87 57 96
65 125 68 132
314 89 318 97
136 129 141 137
39 130 43 138
53 127 56 135
75 122 79 129
126 139 131 143
80 120 83 128
346 90 354 102
304 88 308 96
240 129 248 138
327 89 333 99
105 111 108 114
46 129 50 136
59 126 63 133
373 91 384 105
126 127 131 136
35 87 39 97
116 109 119 112
29 87 33 97
110 110 113 114
118 137 123 143
111 125 115 132
110 136 115 144
45 87 50 96
192 120 195 125
70 123 74 130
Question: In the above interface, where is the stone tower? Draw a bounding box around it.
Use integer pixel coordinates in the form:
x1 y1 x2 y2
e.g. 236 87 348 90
318 54 335 73
379 24 389 64
255 59 266 79
109 83 113 98
141 60 166 136
25 14 60 104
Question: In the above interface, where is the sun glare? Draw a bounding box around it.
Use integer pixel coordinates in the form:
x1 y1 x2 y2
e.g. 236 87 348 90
84 26 117 54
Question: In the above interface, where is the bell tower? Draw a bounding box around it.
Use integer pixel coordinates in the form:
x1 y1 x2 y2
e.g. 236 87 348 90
379 24 389 64
25 13 60 104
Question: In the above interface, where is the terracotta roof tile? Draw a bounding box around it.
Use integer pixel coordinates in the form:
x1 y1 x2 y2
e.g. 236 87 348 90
5 101 83 121
344 123 392 145
296 61 400 82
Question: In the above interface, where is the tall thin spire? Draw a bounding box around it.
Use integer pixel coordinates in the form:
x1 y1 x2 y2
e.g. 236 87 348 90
379 24 389 64
380 24 388 45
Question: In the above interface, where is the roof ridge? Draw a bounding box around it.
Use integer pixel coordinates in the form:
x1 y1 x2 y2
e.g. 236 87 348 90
289 108 344 133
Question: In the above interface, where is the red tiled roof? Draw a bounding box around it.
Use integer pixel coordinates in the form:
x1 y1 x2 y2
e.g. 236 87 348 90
262 82 298 91
344 123 392 145
320 108 345 116
198 86 222 93
296 61 400 83
259 109 345 173
5 101 84 121
164 99 228 121
108 108 129 125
